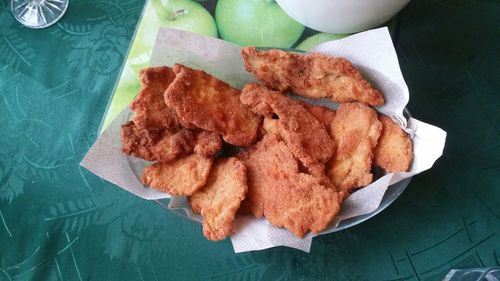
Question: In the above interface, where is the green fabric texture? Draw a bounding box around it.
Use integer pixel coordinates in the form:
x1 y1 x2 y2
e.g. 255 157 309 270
0 0 499 280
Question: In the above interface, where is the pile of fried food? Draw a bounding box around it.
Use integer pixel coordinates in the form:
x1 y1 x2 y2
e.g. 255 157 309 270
121 47 413 241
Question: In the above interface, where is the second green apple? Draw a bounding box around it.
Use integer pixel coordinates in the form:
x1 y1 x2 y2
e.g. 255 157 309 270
296 33 349 51
216 0 304 48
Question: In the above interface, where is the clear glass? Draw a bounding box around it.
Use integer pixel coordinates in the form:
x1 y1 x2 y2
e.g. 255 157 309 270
443 268 500 281
126 108 414 231
11 0 69 29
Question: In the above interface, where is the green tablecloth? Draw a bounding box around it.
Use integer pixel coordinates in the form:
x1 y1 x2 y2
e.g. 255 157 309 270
1 0 499 280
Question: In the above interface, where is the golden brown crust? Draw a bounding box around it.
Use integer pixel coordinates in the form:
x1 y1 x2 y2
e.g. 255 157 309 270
164 64 261 146
238 135 341 237
374 115 413 173
193 131 223 157
261 117 334 188
191 158 247 241
302 103 336 135
299 104 341 189
121 121 222 161
121 121 162 161
141 154 213 196
241 47 291 92
188 190 211 215
326 102 382 193
241 47 384 106
241 83 335 169
130 66 194 130
121 57 403 240
263 173 341 237
237 135 298 217
120 121 193 162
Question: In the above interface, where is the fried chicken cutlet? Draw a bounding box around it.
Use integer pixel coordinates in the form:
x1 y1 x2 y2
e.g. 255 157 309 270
238 135 341 237
123 66 224 162
165 64 261 146
241 47 384 106
238 134 299 217
241 83 334 170
261 116 334 188
374 115 413 173
193 131 224 157
121 121 222 161
326 102 382 193
130 66 193 129
302 103 336 135
141 154 213 196
264 173 341 237
188 158 248 241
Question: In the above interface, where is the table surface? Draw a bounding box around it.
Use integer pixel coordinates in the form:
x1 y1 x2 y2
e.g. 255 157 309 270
1 0 499 280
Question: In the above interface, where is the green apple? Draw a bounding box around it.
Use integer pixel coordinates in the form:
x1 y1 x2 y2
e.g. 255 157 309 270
295 33 349 52
101 0 217 132
215 0 304 48
100 65 141 131
129 0 218 72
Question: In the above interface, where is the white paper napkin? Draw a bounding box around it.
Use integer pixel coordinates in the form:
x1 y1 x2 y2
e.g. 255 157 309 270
81 27 446 253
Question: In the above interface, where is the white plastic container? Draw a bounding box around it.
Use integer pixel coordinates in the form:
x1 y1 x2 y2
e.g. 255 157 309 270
276 0 410 33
